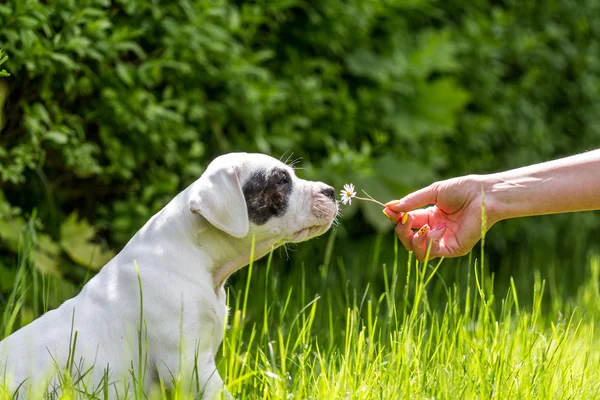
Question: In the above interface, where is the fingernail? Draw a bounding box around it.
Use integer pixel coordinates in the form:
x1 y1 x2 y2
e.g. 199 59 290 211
382 209 392 220
401 213 409 225
434 224 446 231
385 200 401 207
416 224 430 237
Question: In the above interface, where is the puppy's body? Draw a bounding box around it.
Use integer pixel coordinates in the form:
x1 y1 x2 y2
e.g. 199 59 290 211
0 153 337 398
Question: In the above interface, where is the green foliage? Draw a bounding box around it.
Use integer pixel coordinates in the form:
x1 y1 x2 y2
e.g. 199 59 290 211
0 211 111 276
0 0 599 305
59 213 114 270
0 51 8 135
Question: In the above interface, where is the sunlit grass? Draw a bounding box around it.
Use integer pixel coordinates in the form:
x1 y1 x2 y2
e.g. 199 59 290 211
220 239 600 399
2 228 600 399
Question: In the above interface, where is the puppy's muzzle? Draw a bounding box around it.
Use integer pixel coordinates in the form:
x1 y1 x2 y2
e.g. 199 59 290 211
311 184 338 220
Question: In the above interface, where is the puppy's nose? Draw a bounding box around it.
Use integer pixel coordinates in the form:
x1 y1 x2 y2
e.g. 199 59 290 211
321 186 335 201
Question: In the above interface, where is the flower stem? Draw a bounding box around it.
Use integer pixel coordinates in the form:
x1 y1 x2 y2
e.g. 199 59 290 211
355 190 386 207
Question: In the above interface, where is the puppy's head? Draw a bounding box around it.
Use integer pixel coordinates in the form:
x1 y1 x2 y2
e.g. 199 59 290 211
189 153 337 246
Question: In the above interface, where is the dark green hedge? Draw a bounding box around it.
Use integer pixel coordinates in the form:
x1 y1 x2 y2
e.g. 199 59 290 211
1 0 599 313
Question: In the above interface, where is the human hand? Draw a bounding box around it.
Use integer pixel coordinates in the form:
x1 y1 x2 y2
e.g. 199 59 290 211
383 175 492 262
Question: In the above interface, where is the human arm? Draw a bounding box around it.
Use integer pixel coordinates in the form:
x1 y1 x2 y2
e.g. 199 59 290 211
484 149 600 221
383 149 600 261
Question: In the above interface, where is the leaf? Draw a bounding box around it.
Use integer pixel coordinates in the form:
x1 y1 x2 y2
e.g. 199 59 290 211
0 217 25 252
60 212 114 270
114 41 146 59
65 36 92 52
30 234 61 276
346 48 406 83
386 78 470 139
16 15 39 28
0 216 61 276
116 63 134 87
409 29 460 77
32 102 51 125
0 80 8 132
49 53 78 70
45 130 69 144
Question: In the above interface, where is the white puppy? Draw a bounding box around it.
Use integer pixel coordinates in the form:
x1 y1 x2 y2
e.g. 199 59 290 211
0 152 337 398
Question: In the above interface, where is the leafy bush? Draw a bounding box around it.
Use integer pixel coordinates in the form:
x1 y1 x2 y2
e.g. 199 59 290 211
0 0 599 316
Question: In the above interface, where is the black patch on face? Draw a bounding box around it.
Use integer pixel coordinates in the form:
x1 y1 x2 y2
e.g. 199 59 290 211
243 167 293 225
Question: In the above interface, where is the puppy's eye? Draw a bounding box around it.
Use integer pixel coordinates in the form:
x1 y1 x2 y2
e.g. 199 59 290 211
278 174 290 185
275 170 291 186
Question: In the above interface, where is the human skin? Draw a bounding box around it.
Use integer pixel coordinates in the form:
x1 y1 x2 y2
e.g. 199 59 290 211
383 149 600 262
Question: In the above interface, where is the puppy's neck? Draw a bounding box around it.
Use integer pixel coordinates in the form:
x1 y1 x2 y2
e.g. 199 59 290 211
196 228 276 291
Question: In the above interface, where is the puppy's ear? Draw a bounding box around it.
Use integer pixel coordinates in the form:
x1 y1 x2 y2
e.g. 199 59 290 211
189 165 249 238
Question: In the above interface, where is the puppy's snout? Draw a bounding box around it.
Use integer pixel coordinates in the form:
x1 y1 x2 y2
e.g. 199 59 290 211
313 184 338 220
320 186 335 201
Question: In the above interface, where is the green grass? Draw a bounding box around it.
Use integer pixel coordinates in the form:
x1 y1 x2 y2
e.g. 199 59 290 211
2 230 600 399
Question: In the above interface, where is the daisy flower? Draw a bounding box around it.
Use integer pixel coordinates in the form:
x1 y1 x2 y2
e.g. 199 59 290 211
338 183 386 207
340 183 356 205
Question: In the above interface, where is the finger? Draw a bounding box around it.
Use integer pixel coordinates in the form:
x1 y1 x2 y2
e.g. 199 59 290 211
395 212 415 252
382 208 401 224
405 208 432 228
385 184 438 213
411 224 431 262
414 224 447 262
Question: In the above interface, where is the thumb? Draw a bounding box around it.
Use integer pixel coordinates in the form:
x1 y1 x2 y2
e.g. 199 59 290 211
385 184 438 212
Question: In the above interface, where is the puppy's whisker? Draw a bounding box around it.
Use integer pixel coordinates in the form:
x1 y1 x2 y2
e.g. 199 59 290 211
281 151 294 165
286 157 303 169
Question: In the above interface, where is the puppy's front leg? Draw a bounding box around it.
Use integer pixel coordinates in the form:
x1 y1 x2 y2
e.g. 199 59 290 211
156 350 229 399
197 358 231 400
